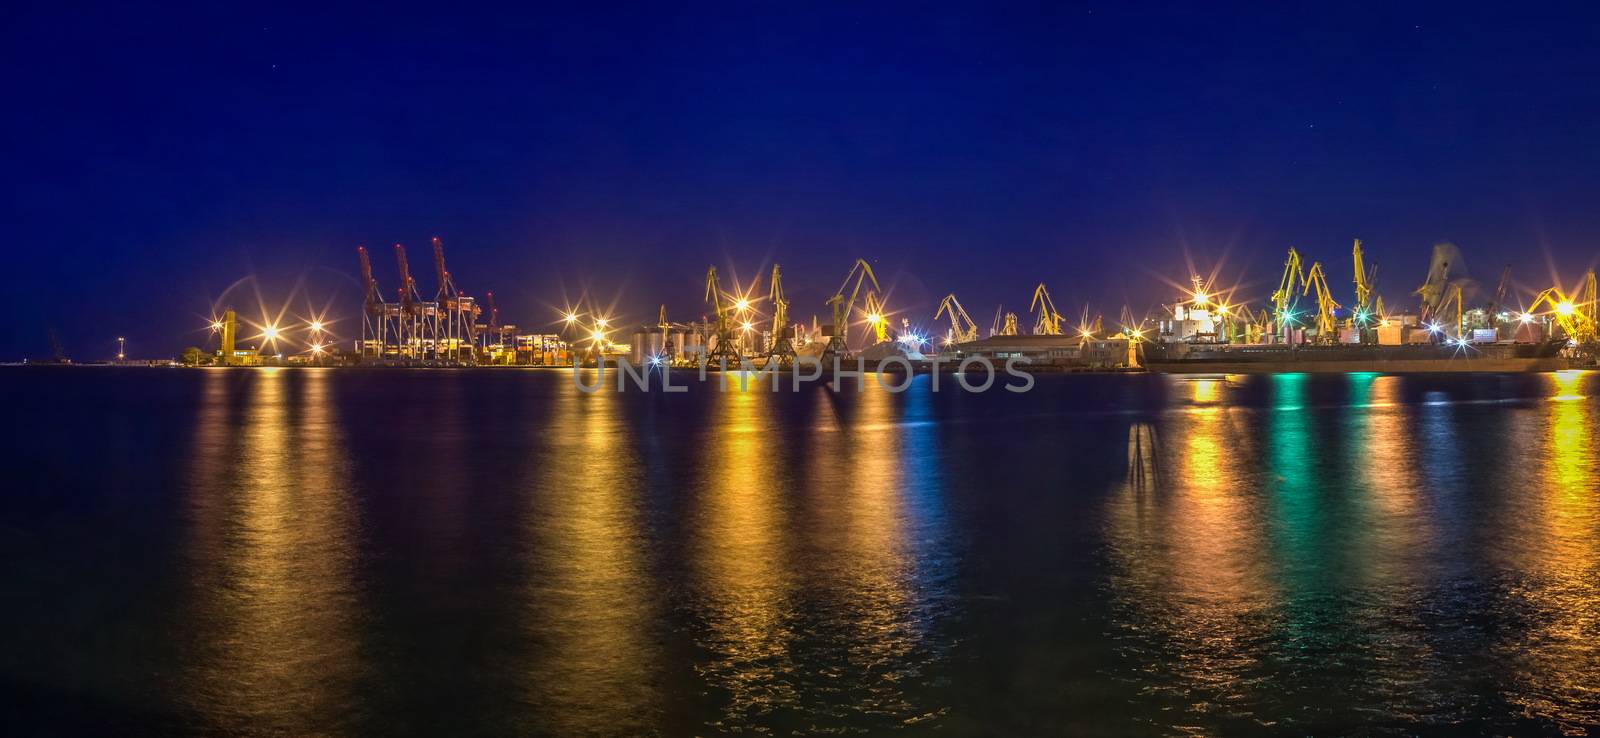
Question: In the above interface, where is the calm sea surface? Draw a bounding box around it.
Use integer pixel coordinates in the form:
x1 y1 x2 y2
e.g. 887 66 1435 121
3 367 1598 735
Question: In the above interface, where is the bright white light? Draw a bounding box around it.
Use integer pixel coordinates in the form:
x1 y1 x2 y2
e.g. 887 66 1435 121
309 320 323 333
262 325 280 341
1519 313 1534 324
596 317 609 329
734 298 749 312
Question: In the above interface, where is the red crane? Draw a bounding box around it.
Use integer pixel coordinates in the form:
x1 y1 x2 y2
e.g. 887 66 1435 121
357 246 383 313
394 244 420 312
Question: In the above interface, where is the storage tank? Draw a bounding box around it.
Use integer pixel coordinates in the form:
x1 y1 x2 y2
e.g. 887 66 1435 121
630 330 665 365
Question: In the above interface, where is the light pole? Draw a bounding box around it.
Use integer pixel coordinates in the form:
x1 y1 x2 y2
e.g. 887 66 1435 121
117 337 125 364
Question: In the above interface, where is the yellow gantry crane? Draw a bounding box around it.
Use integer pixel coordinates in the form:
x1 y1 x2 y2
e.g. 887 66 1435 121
825 258 880 357
705 265 742 364
1030 283 1064 335
767 264 794 366
935 294 979 345
1271 247 1306 340
1302 261 1342 342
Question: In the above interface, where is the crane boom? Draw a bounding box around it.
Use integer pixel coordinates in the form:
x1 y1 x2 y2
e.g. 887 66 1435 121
432 237 452 299
357 246 382 312
395 244 420 311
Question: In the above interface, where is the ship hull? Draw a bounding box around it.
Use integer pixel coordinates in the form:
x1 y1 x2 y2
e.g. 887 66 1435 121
1143 341 1569 374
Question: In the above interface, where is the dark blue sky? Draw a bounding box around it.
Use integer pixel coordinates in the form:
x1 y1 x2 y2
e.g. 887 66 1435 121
6 3 1600 358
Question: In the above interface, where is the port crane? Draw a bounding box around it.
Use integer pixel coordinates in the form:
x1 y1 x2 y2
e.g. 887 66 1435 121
395 244 430 358
1529 272 1599 344
1030 283 1065 335
432 237 477 364
1271 247 1306 342
1483 264 1512 327
705 266 743 364
1415 242 1469 327
999 311 1019 336
1584 271 1599 342
824 259 880 357
1076 304 1103 340
357 246 389 356
1302 261 1342 342
863 290 890 344
483 291 499 357
1351 239 1379 342
935 294 979 345
766 264 795 366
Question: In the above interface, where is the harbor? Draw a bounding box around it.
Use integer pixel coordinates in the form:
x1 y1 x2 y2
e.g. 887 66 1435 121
161 238 1598 375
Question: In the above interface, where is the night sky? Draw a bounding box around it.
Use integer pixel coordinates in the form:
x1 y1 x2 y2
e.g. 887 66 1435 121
6 4 1600 359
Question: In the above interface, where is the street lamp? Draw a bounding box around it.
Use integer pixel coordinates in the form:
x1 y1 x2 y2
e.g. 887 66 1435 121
117 337 125 363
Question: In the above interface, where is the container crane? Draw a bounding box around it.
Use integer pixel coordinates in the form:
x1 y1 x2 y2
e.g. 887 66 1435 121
1030 283 1064 335
824 259 880 357
766 264 795 366
395 244 428 358
357 246 388 356
935 294 979 345
705 266 742 364
431 237 476 363
1271 247 1306 342
1302 261 1342 342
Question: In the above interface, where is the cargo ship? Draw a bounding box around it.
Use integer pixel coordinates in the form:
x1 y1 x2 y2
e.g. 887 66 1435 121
1141 340 1570 374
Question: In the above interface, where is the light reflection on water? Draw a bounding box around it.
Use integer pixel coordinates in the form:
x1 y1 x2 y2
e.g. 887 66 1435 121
11 368 1600 734
1499 371 1600 731
1104 371 1600 734
692 385 799 729
523 384 662 733
180 369 365 733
